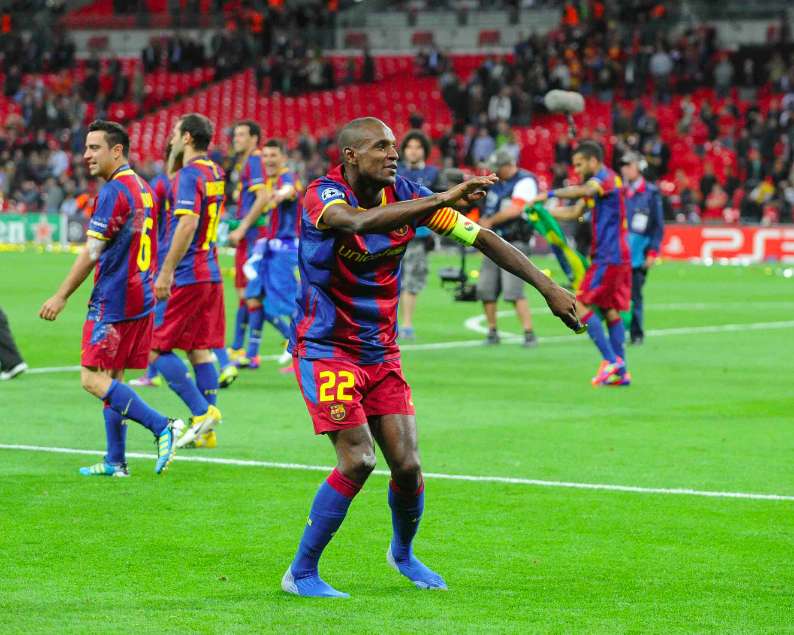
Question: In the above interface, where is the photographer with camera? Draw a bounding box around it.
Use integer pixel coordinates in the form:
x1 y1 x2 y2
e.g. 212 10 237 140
477 149 541 347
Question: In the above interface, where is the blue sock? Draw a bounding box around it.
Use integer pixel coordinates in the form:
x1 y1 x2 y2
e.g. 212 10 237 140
388 480 425 562
265 311 292 340
608 318 627 367
607 318 628 376
104 380 168 435
145 362 158 380
193 361 218 406
103 403 127 464
246 306 265 358
231 301 248 350
291 469 361 579
584 311 616 362
214 347 231 370
154 352 209 416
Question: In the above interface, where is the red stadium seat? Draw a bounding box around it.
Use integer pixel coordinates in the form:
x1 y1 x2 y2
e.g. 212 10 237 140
478 30 500 47
411 32 435 47
344 32 369 49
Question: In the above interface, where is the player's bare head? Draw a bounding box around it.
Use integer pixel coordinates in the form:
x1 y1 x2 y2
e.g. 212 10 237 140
233 119 261 154
572 139 603 180
400 130 431 166
84 120 129 179
174 113 213 153
262 138 286 172
339 117 398 185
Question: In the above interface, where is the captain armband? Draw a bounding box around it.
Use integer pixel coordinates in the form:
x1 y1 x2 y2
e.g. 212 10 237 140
424 207 481 247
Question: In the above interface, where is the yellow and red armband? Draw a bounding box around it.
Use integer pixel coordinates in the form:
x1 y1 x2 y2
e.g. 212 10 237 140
423 207 481 247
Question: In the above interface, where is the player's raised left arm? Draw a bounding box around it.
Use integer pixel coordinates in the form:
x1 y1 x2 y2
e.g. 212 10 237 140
529 182 598 206
39 245 98 321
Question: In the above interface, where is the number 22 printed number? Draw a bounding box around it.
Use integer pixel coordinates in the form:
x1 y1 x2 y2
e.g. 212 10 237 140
318 370 355 402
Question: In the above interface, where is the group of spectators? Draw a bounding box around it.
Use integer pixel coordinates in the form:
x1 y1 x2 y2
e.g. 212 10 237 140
1 0 794 226
605 82 794 224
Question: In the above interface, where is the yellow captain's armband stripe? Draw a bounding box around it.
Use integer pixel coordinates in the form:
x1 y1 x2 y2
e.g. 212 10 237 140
86 230 109 241
140 192 153 207
316 199 345 229
586 178 604 196
205 181 224 197
425 207 480 246
174 208 199 216
248 183 266 192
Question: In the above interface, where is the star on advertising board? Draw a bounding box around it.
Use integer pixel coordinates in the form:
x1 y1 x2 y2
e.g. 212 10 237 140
33 214 55 244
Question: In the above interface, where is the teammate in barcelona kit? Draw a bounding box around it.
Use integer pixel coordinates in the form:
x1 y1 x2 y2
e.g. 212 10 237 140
151 113 226 449
39 120 182 477
238 138 302 368
281 117 582 598
530 140 633 386
130 143 177 389
225 120 272 375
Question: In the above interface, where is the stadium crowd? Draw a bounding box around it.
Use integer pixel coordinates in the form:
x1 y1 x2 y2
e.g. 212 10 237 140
1 0 793 224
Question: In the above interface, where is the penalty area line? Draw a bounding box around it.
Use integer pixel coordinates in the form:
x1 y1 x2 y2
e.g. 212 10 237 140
1 443 792 503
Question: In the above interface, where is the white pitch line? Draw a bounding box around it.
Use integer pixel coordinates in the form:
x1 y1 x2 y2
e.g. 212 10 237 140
463 301 794 337
402 319 794 352
0 443 792 502
26 365 82 375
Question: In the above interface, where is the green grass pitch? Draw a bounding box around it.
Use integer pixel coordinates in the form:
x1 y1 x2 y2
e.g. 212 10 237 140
1 248 793 633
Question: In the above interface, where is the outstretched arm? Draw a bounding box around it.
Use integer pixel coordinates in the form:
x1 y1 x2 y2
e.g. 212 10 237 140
319 175 498 234
549 198 587 221
537 182 599 202
422 206 583 333
474 230 582 332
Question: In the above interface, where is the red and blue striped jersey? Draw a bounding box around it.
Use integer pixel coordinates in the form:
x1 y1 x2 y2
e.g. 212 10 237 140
170 156 225 287
234 151 268 244
85 164 157 323
149 172 172 268
291 164 444 364
265 168 302 240
585 166 631 265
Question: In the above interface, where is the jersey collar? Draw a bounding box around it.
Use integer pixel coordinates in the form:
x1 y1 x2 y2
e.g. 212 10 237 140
328 164 389 209
109 164 132 180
